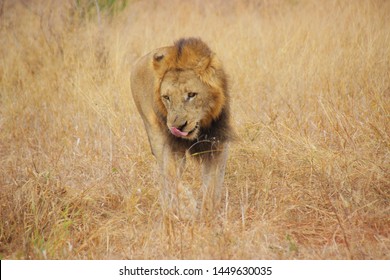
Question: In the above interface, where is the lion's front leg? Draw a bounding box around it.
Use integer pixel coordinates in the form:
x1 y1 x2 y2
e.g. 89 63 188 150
201 144 229 215
159 146 197 220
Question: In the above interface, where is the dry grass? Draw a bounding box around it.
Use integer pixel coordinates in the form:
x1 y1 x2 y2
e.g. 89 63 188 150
0 0 389 259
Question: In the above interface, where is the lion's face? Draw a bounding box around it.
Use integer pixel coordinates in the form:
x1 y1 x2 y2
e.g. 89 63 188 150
160 69 217 140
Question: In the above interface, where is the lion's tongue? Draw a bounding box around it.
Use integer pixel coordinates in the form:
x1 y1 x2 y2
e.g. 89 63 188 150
170 127 188 137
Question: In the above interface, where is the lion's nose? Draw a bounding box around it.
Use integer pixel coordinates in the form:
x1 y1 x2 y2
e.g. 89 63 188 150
176 121 187 132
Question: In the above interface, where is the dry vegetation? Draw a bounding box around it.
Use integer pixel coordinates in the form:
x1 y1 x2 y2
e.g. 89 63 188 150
0 0 389 260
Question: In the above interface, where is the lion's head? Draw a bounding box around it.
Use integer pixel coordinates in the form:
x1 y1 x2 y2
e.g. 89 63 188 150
153 38 228 141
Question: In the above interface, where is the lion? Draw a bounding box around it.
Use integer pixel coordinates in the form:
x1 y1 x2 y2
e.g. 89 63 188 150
130 38 233 218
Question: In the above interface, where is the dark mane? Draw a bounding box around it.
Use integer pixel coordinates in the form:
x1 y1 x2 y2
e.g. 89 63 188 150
154 37 235 160
175 37 212 60
165 103 233 160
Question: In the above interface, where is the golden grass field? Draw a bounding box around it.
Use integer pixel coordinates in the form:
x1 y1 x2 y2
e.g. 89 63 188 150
0 0 389 259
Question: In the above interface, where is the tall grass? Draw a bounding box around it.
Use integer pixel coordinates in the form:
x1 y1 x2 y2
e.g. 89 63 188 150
0 0 389 259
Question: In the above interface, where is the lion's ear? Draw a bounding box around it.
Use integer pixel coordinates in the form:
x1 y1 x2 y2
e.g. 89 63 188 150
195 56 212 72
153 47 175 77
175 38 213 71
153 52 164 62
198 53 226 93
173 38 225 89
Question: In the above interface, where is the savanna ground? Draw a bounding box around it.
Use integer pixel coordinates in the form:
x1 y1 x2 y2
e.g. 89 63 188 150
0 0 389 260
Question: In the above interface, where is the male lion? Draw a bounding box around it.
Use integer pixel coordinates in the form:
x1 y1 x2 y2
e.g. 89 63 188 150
130 38 233 218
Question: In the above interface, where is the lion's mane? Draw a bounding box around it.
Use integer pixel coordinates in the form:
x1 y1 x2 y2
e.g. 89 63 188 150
153 38 234 158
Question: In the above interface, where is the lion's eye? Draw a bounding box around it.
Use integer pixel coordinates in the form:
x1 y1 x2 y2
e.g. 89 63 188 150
162 95 170 101
187 92 197 100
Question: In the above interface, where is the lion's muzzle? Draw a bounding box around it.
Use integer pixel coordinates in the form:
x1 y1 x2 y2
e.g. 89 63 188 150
170 126 189 137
